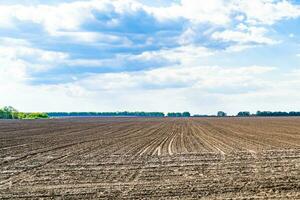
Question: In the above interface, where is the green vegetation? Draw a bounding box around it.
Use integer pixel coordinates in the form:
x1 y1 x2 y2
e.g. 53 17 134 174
0 106 49 119
256 111 300 116
193 114 211 117
47 111 165 118
182 112 191 117
237 111 251 117
194 111 300 117
237 111 300 117
167 112 191 117
24 113 49 119
3 106 300 119
0 106 18 119
217 111 227 117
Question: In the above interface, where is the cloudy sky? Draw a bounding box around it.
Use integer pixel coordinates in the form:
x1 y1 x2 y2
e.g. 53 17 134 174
0 0 300 114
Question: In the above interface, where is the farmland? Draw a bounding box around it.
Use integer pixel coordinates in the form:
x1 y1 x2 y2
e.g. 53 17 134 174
0 117 299 199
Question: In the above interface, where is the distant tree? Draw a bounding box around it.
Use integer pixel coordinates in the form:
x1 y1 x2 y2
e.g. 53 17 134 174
167 112 183 117
288 111 300 116
237 111 250 117
217 111 227 117
182 112 191 117
26 113 49 119
256 111 300 117
47 112 165 118
193 114 211 117
0 109 4 119
0 106 18 119
0 106 49 120
17 112 27 119
3 106 18 112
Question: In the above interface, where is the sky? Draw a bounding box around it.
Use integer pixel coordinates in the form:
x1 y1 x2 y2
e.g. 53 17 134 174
0 0 300 115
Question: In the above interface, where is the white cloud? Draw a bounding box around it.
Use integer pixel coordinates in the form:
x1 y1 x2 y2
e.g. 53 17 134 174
0 2 92 31
0 0 298 51
65 65 274 92
212 26 277 45
178 28 198 45
234 0 300 25
147 0 232 25
0 0 144 33
2 61 300 114
2 0 299 30
134 45 214 65
225 44 254 52
0 37 30 46
64 44 213 68
0 46 68 72
0 81 98 112
51 31 132 44
0 58 28 83
0 37 69 84
147 0 300 26
1 0 300 113
3 64 275 114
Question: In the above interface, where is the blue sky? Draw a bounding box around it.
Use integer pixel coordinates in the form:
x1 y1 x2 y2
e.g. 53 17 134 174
0 0 300 114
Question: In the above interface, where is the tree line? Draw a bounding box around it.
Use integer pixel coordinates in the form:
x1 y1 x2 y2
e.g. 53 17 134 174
48 112 194 118
47 112 165 117
2 106 300 119
167 112 191 117
0 106 48 119
185 111 300 117
256 111 300 117
215 111 300 117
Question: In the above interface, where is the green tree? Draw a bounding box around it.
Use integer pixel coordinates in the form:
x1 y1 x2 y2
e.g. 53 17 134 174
0 106 49 120
17 112 27 119
0 106 18 119
182 112 191 117
0 109 4 119
26 113 49 119
217 111 227 117
237 111 250 117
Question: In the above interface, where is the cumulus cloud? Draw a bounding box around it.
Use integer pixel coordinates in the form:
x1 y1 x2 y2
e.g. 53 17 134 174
1 0 299 44
149 0 300 25
1 0 300 113
12 64 284 114
52 31 132 44
63 65 274 92
0 1 95 31
127 45 214 66
0 0 297 66
234 0 300 25
2 0 299 29
0 37 69 84
212 26 277 45
146 0 232 25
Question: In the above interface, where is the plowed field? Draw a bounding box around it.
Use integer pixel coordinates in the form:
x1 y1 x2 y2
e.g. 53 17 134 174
0 117 299 199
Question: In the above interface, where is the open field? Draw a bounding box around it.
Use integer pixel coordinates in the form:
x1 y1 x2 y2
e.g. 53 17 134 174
0 117 299 199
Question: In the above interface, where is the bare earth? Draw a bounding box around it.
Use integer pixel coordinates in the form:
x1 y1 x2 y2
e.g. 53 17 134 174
0 117 299 199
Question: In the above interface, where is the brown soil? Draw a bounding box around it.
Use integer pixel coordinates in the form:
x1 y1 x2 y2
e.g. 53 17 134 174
0 117 299 199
